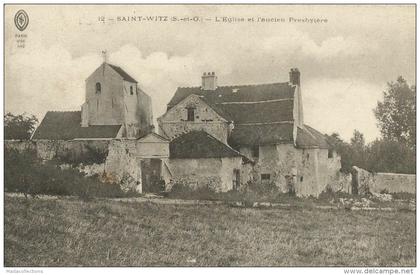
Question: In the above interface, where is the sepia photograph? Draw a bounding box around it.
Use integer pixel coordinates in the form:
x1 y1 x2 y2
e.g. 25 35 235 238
2 3 416 270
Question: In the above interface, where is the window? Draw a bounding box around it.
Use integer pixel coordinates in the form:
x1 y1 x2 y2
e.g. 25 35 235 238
252 145 259 158
130 86 133 95
233 169 240 190
95 82 101 94
261 174 270 183
187 108 195 121
328 149 334 158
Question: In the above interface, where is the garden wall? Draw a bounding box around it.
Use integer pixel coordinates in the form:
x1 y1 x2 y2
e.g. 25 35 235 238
5 140 142 192
352 166 415 194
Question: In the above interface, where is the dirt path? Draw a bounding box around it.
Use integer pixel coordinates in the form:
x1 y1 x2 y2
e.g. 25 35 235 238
5 192 414 212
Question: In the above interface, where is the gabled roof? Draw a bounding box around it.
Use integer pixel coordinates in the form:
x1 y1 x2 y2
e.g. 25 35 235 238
168 82 295 108
167 79 331 149
31 111 121 140
167 82 295 125
138 132 169 143
107 63 138 83
296 125 330 149
170 130 244 159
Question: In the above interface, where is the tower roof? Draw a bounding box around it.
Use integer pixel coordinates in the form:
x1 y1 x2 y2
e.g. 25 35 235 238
107 63 138 83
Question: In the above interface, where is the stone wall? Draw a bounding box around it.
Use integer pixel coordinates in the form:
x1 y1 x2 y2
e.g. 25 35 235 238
5 140 142 192
167 156 245 192
158 94 230 143
352 166 415 194
238 144 342 197
85 64 125 126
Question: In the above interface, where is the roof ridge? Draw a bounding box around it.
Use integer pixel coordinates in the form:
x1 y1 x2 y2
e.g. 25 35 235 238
178 81 288 90
47 110 80 113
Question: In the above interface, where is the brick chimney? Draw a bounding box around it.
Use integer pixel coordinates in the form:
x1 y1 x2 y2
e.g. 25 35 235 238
201 72 217 91
289 68 300 86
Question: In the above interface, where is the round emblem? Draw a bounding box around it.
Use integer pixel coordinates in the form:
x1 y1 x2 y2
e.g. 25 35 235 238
14 10 29 32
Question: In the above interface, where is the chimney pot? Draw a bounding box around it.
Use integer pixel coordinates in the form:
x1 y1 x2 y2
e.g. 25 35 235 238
289 68 300 86
201 71 218 91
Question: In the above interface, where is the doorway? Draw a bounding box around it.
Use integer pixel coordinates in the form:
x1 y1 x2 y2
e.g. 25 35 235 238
233 169 240 190
141 158 164 193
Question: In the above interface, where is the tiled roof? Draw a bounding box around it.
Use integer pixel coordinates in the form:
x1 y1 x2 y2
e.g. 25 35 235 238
228 123 294 146
168 80 330 149
168 82 295 108
296 125 330 149
108 64 138 83
170 130 243 159
219 100 294 124
31 111 121 140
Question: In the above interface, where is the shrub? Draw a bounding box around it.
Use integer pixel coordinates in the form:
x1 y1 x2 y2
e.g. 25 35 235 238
380 189 389 194
166 181 295 205
166 184 218 201
56 144 108 166
392 192 415 200
5 148 136 199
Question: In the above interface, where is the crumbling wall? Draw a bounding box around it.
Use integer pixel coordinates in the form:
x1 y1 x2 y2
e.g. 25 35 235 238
4 140 37 153
166 158 223 191
352 166 415 194
5 139 142 193
295 148 320 197
105 140 142 192
371 172 415 194
166 156 245 192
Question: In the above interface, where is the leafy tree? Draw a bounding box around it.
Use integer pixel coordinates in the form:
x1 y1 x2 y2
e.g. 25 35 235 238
365 139 415 174
374 77 416 148
4 112 38 140
349 130 367 168
325 132 353 173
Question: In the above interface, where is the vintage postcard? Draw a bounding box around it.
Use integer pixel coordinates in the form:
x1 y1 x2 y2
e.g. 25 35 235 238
3 4 416 270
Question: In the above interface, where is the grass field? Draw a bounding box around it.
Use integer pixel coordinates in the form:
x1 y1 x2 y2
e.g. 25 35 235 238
4 195 416 267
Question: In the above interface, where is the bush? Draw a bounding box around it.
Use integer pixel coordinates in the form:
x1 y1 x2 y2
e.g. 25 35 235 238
166 181 296 205
165 184 218 201
56 144 108 166
5 148 136 199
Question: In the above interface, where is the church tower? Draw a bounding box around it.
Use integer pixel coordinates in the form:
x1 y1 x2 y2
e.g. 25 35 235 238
81 58 153 138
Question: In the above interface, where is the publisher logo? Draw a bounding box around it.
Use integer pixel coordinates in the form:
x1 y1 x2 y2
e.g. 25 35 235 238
14 10 29 32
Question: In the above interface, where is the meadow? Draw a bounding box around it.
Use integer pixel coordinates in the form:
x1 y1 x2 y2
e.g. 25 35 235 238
4 195 415 267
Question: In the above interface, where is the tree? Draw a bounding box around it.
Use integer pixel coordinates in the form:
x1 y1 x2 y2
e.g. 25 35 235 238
349 130 367 168
326 130 368 173
4 112 38 140
365 139 415 174
325 132 353 173
374 77 416 148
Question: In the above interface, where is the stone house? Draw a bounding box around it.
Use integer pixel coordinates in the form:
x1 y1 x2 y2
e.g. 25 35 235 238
158 69 342 196
167 130 253 192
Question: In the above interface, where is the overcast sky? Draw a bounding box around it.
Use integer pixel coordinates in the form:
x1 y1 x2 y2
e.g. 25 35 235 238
5 5 415 142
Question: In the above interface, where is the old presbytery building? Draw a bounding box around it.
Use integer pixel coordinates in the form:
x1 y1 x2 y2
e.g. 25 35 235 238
30 61 341 197
158 69 341 196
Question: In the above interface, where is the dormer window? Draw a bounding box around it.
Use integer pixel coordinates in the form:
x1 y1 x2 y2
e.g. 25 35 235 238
95 82 101 94
130 86 133 95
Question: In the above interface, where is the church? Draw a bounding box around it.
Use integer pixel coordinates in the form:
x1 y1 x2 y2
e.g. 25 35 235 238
32 62 154 140
30 60 341 197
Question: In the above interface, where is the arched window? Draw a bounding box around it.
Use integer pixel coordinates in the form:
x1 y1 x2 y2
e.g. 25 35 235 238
130 86 133 95
96 82 101 94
